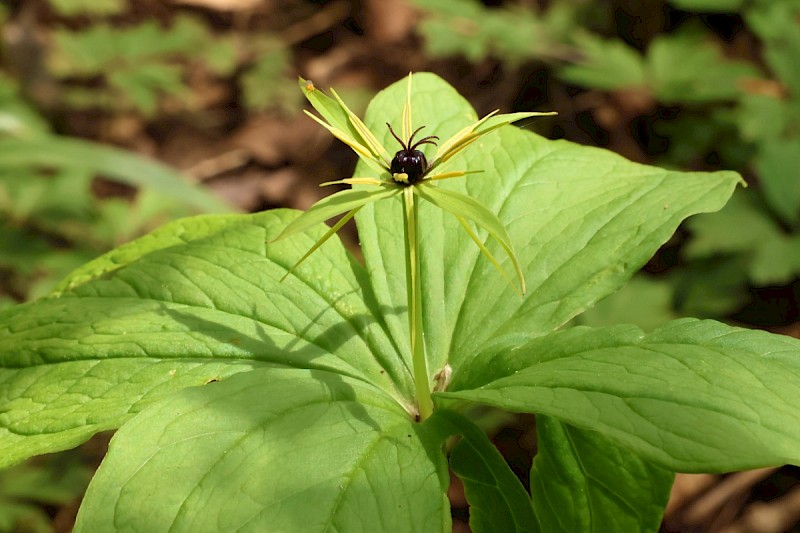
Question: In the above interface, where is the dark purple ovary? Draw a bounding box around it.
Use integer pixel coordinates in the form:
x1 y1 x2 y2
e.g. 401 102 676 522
386 123 439 185
390 149 429 184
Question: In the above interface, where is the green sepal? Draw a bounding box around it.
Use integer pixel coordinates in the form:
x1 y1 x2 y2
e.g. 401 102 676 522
431 111 556 169
299 78 388 176
474 111 557 136
415 182 526 295
271 186 401 242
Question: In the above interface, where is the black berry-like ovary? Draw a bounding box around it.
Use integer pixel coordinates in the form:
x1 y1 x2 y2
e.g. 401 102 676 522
390 149 428 184
386 123 439 185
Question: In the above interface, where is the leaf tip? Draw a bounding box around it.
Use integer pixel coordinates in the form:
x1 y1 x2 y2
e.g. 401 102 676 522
299 77 315 93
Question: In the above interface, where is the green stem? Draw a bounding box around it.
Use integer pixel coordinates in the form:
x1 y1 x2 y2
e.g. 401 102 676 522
403 187 433 420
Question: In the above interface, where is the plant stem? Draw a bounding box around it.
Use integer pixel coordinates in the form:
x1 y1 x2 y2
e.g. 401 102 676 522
403 187 433 420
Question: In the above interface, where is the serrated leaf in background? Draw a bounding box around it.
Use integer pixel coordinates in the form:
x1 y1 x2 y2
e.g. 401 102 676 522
747 2 800 97
646 33 759 103
755 137 800 225
559 33 646 91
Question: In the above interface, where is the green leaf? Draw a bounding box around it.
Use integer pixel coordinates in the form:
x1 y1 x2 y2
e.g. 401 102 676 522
560 31 759 102
412 0 555 65
0 73 51 138
440 319 800 472
429 410 537 533
0 136 230 212
0 211 411 467
747 2 800 97
646 33 760 103
355 73 740 387
242 46 298 112
531 416 672 533
754 137 800 225
0 454 90 503
576 275 678 332
560 33 646 91
736 95 795 143
75 368 450 532
685 190 800 284
108 63 188 116
685 190 779 257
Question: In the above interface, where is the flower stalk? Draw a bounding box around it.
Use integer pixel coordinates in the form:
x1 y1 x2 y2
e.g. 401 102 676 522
403 187 434 420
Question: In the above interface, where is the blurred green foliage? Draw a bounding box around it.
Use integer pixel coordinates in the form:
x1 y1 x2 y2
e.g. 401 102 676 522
48 0 125 17
46 13 294 116
0 454 91 533
0 73 229 303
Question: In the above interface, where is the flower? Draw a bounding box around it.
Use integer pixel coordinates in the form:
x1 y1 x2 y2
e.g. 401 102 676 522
272 74 555 295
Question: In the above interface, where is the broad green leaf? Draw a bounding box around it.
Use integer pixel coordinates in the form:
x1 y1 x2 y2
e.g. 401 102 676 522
52 213 247 294
531 416 672 533
0 136 229 213
440 319 800 472
474 112 557 136
356 73 740 386
428 410 537 533
0 211 411 467
75 368 450 532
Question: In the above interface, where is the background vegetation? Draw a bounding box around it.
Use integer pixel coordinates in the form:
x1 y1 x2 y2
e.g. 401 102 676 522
1 0 798 531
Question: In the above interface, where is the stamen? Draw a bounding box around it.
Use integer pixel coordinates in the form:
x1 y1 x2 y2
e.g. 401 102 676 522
386 123 407 150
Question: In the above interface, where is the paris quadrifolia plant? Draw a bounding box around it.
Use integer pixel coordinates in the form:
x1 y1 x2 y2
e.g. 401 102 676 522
272 74 555 420
0 73 799 532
